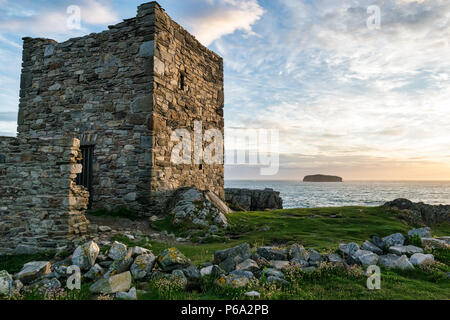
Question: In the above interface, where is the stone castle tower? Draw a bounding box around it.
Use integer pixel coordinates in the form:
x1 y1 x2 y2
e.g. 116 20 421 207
0 2 225 253
17 2 225 213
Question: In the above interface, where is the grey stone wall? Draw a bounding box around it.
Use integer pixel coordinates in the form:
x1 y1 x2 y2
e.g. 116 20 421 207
148 3 225 213
0 137 89 255
16 1 225 216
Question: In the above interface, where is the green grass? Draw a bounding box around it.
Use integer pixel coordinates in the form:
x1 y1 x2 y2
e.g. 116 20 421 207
1 206 449 300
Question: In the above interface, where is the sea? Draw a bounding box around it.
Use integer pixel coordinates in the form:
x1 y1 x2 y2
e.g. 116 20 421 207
224 180 450 209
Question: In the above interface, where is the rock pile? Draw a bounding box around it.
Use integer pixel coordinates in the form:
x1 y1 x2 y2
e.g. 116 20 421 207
0 227 447 299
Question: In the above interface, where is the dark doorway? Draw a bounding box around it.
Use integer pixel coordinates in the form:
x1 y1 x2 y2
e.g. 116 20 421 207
76 145 94 209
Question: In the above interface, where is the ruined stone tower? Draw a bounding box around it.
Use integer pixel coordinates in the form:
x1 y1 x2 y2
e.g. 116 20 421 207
0 2 225 253
17 2 224 212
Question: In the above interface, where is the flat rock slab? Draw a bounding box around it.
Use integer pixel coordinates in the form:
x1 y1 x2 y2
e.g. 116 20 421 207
16 261 51 284
389 245 423 256
90 271 131 294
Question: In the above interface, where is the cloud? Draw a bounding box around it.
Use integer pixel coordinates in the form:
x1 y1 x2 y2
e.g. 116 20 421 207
181 0 264 46
0 0 119 40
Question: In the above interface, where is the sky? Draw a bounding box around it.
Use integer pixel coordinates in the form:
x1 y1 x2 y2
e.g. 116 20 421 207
0 0 449 180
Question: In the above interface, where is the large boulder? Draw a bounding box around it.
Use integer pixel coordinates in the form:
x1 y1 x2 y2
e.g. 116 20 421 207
257 247 288 261
104 249 134 277
388 245 423 256
225 188 283 211
16 261 51 284
378 254 414 270
395 255 415 270
382 233 405 247
131 254 156 280
214 243 252 273
90 271 132 294
72 241 100 271
157 248 191 272
0 270 13 296
410 253 435 266
170 188 231 229
408 227 431 239
236 259 260 273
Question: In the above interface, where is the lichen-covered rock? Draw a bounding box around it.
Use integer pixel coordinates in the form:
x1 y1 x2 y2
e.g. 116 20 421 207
131 254 156 280
257 247 288 261
90 271 132 294
108 241 128 261
382 233 405 247
0 270 13 296
130 246 152 258
105 249 134 278
214 243 251 273
72 241 100 271
16 261 51 284
410 253 434 266
170 188 231 230
408 227 431 239
388 245 423 256
157 248 191 272
218 270 253 288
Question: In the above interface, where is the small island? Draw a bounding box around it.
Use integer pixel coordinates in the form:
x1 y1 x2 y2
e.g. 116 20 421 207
303 174 343 182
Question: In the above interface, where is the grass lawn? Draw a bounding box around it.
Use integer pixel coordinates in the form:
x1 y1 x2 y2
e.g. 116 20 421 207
1 206 449 300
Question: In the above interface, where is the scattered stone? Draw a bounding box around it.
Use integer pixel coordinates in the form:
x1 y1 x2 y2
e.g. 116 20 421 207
371 236 385 250
395 255 415 270
236 259 260 273
352 250 379 267
378 254 401 269
157 248 191 272
90 271 132 294
382 233 405 247
105 249 133 277
408 227 431 239
108 241 128 261
326 253 344 265
290 258 309 267
308 249 323 267
0 270 13 296
339 243 360 256
219 271 252 288
266 276 289 286
72 240 100 271
131 254 156 280
170 270 188 288
289 244 309 261
410 253 434 266
16 261 51 284
98 226 112 232
131 246 152 258
84 264 105 280
200 265 225 278
115 287 137 300
270 260 290 270
182 265 201 282
257 247 288 261
262 268 284 279
214 243 251 273
421 238 448 249
362 240 383 255
388 245 423 256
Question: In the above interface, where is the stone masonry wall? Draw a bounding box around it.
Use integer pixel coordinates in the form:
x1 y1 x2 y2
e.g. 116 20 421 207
149 3 225 212
0 137 89 255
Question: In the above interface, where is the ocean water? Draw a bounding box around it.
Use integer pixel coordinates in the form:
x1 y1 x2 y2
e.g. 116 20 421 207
225 180 450 209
